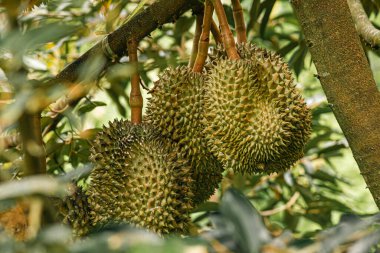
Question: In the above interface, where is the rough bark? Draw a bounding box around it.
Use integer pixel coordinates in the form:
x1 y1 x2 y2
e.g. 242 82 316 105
347 0 380 47
291 0 380 208
54 0 201 84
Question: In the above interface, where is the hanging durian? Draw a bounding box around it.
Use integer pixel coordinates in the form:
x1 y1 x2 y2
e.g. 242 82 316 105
204 43 311 174
145 66 224 205
86 119 193 235
58 186 91 237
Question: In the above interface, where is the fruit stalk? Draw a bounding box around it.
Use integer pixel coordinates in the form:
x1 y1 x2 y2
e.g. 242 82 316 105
189 14 203 68
210 0 240 59
211 20 223 44
231 0 247 43
193 0 214 72
128 39 143 124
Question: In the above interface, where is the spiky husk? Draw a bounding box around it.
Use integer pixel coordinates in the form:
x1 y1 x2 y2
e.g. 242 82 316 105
87 120 193 235
145 66 223 204
58 186 91 237
204 43 311 174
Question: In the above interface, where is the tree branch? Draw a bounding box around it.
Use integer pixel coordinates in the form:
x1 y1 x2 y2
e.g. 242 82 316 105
347 0 380 47
292 0 380 209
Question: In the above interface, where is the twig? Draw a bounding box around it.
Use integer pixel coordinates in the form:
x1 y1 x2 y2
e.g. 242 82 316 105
347 0 380 47
231 0 247 43
211 20 223 44
260 192 300 216
189 14 203 68
18 112 46 176
193 0 214 72
128 39 143 124
210 0 240 59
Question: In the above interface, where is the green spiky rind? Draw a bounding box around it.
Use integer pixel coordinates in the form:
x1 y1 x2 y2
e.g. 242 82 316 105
204 53 311 174
87 119 193 235
58 186 91 237
145 66 223 204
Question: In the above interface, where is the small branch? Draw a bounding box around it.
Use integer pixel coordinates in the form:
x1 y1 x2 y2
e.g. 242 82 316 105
210 0 240 59
231 0 247 43
260 192 300 216
211 20 223 44
189 14 203 68
348 0 380 47
128 39 143 124
193 0 214 73
18 112 46 176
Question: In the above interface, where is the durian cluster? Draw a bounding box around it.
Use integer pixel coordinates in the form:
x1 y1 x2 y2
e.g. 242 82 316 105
61 42 311 237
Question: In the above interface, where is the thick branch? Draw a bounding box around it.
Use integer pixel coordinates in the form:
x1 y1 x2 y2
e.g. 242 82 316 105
231 0 247 43
54 0 201 84
128 39 143 124
292 0 380 209
193 0 213 73
347 0 380 47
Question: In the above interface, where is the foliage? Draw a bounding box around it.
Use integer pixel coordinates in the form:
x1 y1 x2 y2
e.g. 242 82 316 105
0 0 379 252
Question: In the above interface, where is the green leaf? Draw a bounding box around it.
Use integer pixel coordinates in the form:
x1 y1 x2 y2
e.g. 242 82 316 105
221 188 271 253
77 101 106 115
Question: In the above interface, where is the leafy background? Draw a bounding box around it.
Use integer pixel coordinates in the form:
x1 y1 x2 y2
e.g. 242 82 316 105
0 0 379 252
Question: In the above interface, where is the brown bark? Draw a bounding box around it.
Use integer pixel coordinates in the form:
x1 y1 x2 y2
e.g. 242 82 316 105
54 0 201 84
193 0 213 73
231 0 247 43
128 39 143 124
292 0 380 208
211 0 240 60
189 14 203 68
347 0 380 47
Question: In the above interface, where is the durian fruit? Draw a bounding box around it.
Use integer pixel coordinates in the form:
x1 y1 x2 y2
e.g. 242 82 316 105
145 66 223 205
86 120 193 235
58 186 91 237
204 43 311 174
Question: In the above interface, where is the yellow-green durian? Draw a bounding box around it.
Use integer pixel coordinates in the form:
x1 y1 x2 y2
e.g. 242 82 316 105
86 120 193 235
58 186 91 237
145 66 223 205
204 43 311 174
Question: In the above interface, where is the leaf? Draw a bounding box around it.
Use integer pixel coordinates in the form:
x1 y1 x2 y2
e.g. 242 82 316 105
192 201 219 213
318 214 380 253
221 188 271 253
77 101 106 115
259 0 276 38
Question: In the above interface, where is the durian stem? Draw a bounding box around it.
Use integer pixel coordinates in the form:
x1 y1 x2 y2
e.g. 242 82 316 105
189 14 203 68
210 0 240 60
193 0 214 73
211 20 223 45
231 0 247 43
128 39 143 124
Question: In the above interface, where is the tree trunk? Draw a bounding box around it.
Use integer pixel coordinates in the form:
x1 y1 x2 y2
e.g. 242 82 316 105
291 0 380 209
